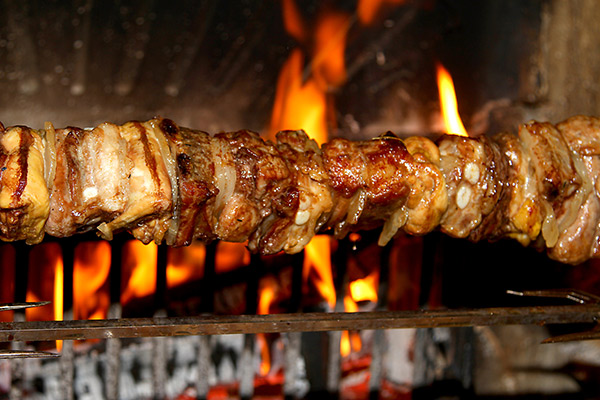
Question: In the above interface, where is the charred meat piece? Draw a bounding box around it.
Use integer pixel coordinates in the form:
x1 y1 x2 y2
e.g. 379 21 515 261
0 125 49 244
46 123 129 238
438 134 505 240
3 115 600 265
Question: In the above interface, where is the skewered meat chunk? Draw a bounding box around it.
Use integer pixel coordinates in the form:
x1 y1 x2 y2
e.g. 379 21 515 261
4 115 600 265
159 120 216 247
549 116 600 264
0 124 49 244
322 134 447 246
249 129 330 254
438 134 504 239
46 123 129 238
97 121 173 243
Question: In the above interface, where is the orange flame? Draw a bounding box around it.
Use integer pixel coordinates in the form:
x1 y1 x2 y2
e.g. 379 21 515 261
270 2 351 144
357 0 407 26
282 0 307 44
340 295 362 357
167 243 206 289
312 10 351 90
273 1 348 311
26 243 61 322
215 242 251 274
349 270 379 303
121 241 157 304
341 270 379 357
257 276 278 376
54 252 64 351
303 235 336 309
436 62 468 137
270 49 329 144
73 242 110 320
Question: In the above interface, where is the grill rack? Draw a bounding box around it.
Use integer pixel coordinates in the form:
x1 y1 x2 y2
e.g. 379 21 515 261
2 235 600 399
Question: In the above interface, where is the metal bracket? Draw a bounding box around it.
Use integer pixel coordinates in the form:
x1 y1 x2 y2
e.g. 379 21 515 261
508 289 600 343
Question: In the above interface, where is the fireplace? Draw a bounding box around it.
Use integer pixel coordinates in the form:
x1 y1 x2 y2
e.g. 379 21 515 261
2 1 600 399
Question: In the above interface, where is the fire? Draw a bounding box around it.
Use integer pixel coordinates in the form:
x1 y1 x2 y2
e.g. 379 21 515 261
54 256 63 321
341 270 379 357
215 242 251 274
349 270 379 303
257 276 278 376
357 0 407 26
436 62 468 137
54 251 64 351
312 10 350 90
282 0 307 45
167 243 206 289
303 235 335 309
26 243 62 322
121 241 157 305
74 242 110 320
340 295 361 357
273 1 346 310
270 49 329 144
271 2 351 144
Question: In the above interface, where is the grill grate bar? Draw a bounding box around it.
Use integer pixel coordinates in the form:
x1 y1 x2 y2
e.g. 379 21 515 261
1 305 598 342
106 238 124 400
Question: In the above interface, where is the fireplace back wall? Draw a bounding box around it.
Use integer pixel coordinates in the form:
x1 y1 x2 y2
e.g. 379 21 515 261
3 1 600 399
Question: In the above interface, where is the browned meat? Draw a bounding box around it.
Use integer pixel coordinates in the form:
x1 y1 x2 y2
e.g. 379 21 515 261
97 121 173 243
5 115 600 265
0 124 49 244
550 116 600 264
323 134 447 246
438 134 505 239
158 119 217 246
46 123 129 238
249 129 328 254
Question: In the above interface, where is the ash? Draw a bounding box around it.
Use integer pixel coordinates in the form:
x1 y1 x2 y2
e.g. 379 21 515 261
0 334 279 400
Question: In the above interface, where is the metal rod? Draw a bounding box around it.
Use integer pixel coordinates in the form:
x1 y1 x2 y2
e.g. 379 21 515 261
202 242 217 313
0 301 50 312
153 246 169 400
196 335 211 399
155 244 168 311
60 238 76 400
0 349 60 359
1 305 597 342
239 334 255 400
106 237 124 400
284 331 303 400
10 241 30 400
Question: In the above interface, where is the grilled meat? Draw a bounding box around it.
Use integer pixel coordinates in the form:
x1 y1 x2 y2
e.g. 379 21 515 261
1 115 600 265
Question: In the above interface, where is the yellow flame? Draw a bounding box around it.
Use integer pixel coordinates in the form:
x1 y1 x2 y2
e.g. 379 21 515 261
303 236 336 309
270 49 329 144
121 241 157 304
436 62 468 137
341 295 363 357
167 243 206 289
74 242 110 320
349 271 379 303
257 277 277 376
54 255 64 351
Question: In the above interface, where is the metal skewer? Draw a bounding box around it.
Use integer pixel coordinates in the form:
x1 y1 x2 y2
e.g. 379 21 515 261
0 301 51 312
0 304 599 343
0 349 60 359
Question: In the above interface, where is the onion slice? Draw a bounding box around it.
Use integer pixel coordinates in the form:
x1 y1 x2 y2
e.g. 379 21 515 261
42 122 57 191
150 119 180 245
